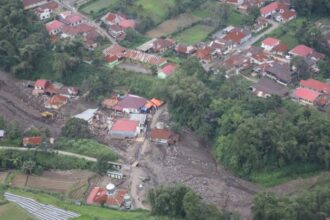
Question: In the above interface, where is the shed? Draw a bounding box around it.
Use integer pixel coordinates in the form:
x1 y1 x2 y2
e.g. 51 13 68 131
150 129 179 145
74 109 98 123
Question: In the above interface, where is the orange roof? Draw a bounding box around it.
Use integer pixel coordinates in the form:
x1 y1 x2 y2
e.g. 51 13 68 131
294 87 321 103
262 37 280 47
22 136 42 146
150 98 164 107
223 28 246 44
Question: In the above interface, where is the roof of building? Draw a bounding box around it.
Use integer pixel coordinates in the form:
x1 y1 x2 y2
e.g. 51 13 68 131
103 44 125 57
161 63 176 76
252 77 289 96
45 20 63 32
300 79 330 94
47 95 68 107
59 11 72 19
62 23 94 36
262 37 280 47
35 79 49 88
260 2 278 15
124 49 167 66
195 47 212 61
111 119 139 132
64 14 82 24
113 94 148 111
129 114 147 124
293 87 321 103
289 44 314 57
150 129 174 140
223 28 248 44
272 42 288 54
86 187 127 207
119 19 135 29
0 130 4 137
266 62 293 83
22 136 42 146
153 39 175 51
74 109 98 121
280 9 296 20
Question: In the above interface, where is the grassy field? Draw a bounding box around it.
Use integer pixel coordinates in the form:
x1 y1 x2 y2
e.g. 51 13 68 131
174 24 214 44
0 203 36 220
249 163 321 187
264 17 307 49
136 0 175 24
7 188 179 220
80 0 120 17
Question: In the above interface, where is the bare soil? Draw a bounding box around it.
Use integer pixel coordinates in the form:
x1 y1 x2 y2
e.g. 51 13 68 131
146 13 201 38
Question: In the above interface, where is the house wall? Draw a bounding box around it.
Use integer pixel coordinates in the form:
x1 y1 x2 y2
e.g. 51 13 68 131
110 130 138 139
39 11 51 20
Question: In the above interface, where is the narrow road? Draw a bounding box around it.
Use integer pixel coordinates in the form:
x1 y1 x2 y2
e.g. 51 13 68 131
54 0 116 44
238 20 280 51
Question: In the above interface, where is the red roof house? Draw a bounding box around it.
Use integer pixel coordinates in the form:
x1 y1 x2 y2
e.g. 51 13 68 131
300 79 330 94
112 94 148 113
260 2 279 17
158 63 176 78
223 28 251 45
289 44 314 57
261 37 280 51
34 79 50 90
276 9 297 23
195 47 212 63
271 43 288 55
86 185 129 208
150 129 179 145
22 136 42 147
45 20 63 35
293 87 321 105
110 119 139 138
62 14 83 26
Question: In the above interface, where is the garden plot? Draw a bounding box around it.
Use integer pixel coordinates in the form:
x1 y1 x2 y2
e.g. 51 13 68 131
146 13 201 38
174 24 214 44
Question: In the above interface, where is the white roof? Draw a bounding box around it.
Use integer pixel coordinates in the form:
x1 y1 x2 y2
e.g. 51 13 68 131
130 114 147 124
74 109 98 121
137 38 157 52
0 130 4 137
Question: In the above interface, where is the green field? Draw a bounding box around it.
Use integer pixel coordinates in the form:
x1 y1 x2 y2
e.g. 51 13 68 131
136 0 175 23
0 203 36 220
174 24 214 44
6 189 179 220
80 0 120 17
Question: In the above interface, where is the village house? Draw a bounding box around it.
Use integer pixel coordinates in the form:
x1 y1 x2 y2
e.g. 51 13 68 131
271 42 288 56
22 0 47 10
209 38 234 56
61 13 83 26
33 79 50 96
108 24 126 41
34 1 59 20
22 136 42 147
195 46 212 63
175 44 196 55
275 9 297 23
300 78 330 95
223 27 251 45
289 44 325 61
103 12 126 26
264 61 295 86
112 94 148 114
87 183 131 209
152 38 176 53
158 63 176 79
59 87 79 98
150 129 179 145
45 95 68 109
251 77 289 98
252 17 269 33
292 87 321 105
123 50 168 67
261 37 280 51
45 20 63 36
260 2 279 18
223 53 251 73
109 119 140 139
103 44 126 65
245 46 271 65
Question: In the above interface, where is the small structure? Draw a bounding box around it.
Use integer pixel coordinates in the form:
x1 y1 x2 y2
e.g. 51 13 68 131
150 129 179 145
292 87 321 105
289 44 324 61
251 77 289 98
107 171 124 179
45 95 68 109
261 37 280 51
109 119 139 139
0 130 5 139
271 43 288 56
22 136 42 147
86 183 131 209
175 44 196 55
130 114 147 132
112 94 148 113
34 1 59 20
45 20 63 36
74 109 98 123
158 63 176 79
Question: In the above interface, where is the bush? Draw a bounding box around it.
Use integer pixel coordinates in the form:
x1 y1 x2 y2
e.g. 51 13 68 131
61 118 91 139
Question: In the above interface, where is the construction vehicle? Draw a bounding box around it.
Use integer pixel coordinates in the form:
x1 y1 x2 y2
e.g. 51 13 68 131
40 111 54 119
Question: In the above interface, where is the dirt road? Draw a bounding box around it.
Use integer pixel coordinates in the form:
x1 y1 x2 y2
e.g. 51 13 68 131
0 72 62 136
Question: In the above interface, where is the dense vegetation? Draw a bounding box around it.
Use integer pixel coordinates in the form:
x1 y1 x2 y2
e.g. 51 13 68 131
292 0 330 17
61 118 91 139
252 186 330 220
0 150 93 173
160 58 330 181
148 185 233 220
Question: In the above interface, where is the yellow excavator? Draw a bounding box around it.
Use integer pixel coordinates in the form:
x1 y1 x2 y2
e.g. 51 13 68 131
40 111 54 120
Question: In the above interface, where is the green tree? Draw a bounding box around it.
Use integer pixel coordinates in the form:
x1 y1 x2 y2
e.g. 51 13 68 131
61 118 91 139
22 159 36 175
